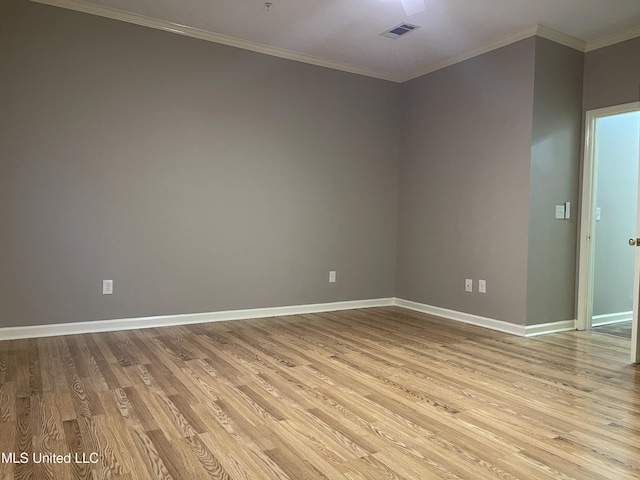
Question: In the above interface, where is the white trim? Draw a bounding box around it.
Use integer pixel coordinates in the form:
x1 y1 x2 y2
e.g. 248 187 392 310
577 102 640 332
592 311 633 327
397 298 525 336
577 102 640 363
0 298 394 341
37 0 554 83
395 298 574 337
524 320 576 337
535 25 586 52
1 297 578 341
26 1 640 82
576 109 598 331
586 25 640 52
584 102 640 119
0 298 579 341
30 0 401 82
386 23 586 82
32 0 549 83
402 26 538 82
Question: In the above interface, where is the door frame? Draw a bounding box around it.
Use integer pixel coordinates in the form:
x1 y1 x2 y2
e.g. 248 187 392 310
576 101 640 363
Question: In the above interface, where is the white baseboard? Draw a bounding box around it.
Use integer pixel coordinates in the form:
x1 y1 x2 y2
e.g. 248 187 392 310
395 298 527 336
524 319 576 337
394 298 575 337
0 297 578 341
592 311 633 327
0 298 395 341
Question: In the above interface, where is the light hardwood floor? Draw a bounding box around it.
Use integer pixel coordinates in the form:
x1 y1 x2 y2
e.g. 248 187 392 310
0 307 639 479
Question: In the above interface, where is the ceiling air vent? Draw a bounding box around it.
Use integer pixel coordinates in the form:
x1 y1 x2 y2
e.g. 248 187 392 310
380 22 420 39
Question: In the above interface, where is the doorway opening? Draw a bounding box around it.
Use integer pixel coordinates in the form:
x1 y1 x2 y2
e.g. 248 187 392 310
577 102 640 363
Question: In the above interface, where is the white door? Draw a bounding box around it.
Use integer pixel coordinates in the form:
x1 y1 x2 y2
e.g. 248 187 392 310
577 102 640 363
632 140 640 361
631 233 640 363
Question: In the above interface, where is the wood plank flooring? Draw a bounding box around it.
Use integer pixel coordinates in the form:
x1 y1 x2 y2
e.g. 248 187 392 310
0 306 639 479
592 320 633 339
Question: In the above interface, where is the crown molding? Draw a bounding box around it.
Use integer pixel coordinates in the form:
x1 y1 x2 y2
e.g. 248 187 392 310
402 23 588 82
535 24 586 51
402 25 539 82
586 24 640 52
27 1 640 83
30 0 402 83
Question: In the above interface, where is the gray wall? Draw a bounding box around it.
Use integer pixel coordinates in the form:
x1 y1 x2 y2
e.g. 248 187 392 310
396 39 536 325
526 37 584 326
0 0 399 327
4 0 623 331
584 36 640 111
592 112 640 318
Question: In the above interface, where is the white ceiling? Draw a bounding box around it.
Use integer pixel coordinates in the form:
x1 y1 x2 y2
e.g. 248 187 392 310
37 0 640 82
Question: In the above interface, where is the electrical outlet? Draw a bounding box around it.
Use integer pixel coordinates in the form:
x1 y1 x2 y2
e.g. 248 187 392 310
102 280 113 295
479 280 486 294
329 271 336 283
465 279 472 292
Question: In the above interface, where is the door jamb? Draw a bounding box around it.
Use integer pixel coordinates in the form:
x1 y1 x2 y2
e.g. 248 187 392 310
576 101 640 363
